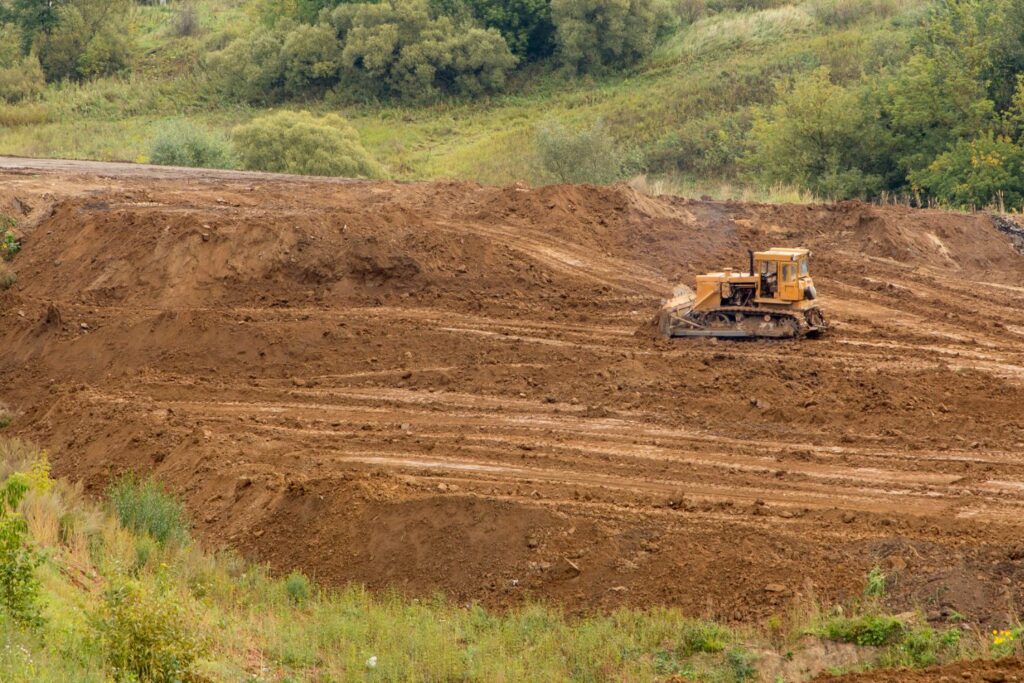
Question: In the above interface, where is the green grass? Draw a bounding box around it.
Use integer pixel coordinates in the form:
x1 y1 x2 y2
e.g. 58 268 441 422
107 475 190 547
0 438 1015 682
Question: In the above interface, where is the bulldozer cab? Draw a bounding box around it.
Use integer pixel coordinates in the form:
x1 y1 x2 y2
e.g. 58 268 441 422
754 248 811 303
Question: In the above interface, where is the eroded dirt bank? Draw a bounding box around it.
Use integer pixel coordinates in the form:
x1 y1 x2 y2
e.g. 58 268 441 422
1 158 1023 633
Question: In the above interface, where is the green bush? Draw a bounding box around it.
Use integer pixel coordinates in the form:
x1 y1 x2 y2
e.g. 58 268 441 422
148 121 237 169
107 477 190 548
36 0 134 82
649 111 750 176
535 119 637 184
207 24 292 104
825 615 905 647
93 577 205 682
233 110 386 178
433 0 556 61
550 0 672 72
284 570 312 605
1 215 20 260
0 475 42 627
864 565 887 598
746 67 885 198
331 0 518 101
0 56 44 104
910 133 1024 210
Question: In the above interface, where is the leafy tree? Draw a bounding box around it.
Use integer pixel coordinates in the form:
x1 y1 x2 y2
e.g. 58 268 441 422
207 23 291 104
550 0 671 72
0 23 44 103
35 0 132 81
433 0 555 61
232 110 386 178
746 68 885 198
280 22 344 96
911 132 1024 210
4 0 65 51
330 0 517 101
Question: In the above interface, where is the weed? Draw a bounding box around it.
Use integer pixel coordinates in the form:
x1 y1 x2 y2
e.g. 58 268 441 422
92 577 205 682
0 215 20 261
727 647 758 681
284 570 312 605
0 264 14 291
824 614 904 646
149 119 236 169
0 473 43 627
865 565 887 598
107 476 189 547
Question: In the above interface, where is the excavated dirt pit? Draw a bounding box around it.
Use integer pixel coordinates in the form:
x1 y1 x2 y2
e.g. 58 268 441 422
2 159 1024 638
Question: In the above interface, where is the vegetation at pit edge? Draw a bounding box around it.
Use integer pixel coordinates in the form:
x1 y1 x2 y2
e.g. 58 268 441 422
1 0 1024 210
0 437 1020 681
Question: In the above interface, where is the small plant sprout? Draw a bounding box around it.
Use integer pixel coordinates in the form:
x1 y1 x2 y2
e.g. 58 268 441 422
865 565 886 598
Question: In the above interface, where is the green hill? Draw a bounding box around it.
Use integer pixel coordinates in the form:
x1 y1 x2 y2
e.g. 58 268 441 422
2 0 1022 208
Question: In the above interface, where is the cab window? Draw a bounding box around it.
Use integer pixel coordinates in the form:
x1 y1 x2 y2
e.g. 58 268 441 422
799 259 809 277
782 263 797 281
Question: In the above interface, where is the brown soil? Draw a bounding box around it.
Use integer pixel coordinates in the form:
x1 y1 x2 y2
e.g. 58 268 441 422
815 657 1024 682
2 158 1024 632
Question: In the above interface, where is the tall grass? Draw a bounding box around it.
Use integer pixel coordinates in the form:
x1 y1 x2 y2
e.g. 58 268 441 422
107 476 189 547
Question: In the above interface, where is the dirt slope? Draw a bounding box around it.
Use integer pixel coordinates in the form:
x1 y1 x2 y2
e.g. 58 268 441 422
1 159 1024 629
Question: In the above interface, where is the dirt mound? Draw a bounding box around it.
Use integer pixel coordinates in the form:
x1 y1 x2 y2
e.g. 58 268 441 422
2 161 1024 626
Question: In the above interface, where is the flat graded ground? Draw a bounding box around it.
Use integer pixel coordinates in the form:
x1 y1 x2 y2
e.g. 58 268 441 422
2 158 1024 630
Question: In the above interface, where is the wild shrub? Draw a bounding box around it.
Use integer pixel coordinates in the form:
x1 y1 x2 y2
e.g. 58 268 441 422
0 473 43 627
172 3 201 38
285 570 312 605
93 577 205 682
107 476 190 548
746 67 885 198
433 0 557 61
535 119 637 184
0 55 45 104
148 120 236 169
0 215 20 261
330 0 518 101
36 0 134 82
550 0 673 72
880 626 963 668
233 110 386 178
824 614 905 646
864 565 887 598
910 133 1024 211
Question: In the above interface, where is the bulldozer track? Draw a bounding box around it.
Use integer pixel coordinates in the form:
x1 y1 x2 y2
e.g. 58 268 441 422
2 158 1024 624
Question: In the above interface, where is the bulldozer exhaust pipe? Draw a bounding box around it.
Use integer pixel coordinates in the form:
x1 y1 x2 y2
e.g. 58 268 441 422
748 250 754 276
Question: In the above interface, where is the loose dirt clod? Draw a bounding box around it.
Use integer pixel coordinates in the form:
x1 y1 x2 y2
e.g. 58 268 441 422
1 160 1023 625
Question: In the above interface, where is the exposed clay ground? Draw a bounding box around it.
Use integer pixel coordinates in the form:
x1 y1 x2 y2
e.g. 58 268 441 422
2 158 1024 639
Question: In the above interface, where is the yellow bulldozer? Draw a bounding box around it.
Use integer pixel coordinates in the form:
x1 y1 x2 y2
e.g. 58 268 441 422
658 247 827 339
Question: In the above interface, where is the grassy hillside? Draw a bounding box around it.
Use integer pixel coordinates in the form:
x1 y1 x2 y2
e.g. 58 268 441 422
2 438 1018 682
0 0 927 200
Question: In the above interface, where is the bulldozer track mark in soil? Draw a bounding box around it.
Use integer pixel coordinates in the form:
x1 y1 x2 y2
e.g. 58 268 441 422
2 158 1024 625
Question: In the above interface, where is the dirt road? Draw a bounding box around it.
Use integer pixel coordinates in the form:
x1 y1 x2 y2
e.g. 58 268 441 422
1 158 1023 627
